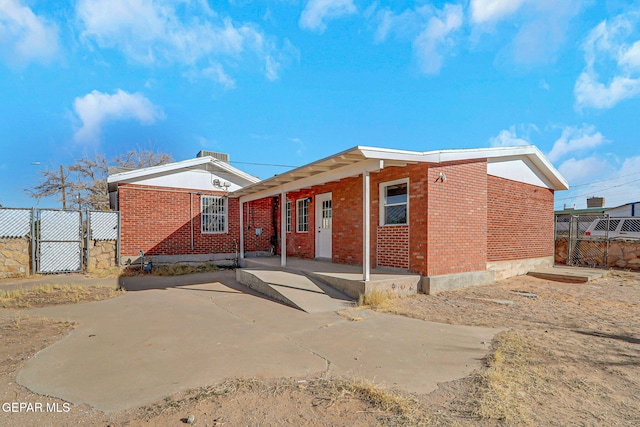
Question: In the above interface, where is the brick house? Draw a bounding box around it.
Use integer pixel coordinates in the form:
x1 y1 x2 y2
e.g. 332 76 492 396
109 145 568 293
107 151 274 265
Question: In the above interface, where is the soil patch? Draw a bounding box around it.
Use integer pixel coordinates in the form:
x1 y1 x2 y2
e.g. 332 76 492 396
1 271 638 426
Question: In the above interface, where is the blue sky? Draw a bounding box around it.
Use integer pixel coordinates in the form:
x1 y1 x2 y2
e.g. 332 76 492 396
1 0 640 210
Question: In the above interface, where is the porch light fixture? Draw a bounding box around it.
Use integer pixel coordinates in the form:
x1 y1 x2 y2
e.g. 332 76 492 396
212 178 232 194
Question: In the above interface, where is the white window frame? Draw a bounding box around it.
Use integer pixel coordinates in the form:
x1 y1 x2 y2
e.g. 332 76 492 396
201 195 228 234
285 200 292 233
296 198 309 233
379 178 409 226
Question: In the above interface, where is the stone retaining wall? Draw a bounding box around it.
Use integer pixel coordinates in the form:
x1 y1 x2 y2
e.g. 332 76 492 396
555 238 640 269
87 240 118 271
1 238 118 278
0 237 31 279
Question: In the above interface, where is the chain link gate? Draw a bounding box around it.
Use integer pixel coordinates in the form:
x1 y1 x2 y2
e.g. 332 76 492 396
556 214 610 268
34 209 84 273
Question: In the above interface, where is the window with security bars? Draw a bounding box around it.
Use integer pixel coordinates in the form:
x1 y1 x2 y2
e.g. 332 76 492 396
201 196 227 233
297 199 309 232
286 201 292 233
380 179 408 225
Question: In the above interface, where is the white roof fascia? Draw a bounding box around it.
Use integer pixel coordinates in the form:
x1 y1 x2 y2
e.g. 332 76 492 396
358 145 568 190
107 156 259 185
238 159 384 203
234 144 568 201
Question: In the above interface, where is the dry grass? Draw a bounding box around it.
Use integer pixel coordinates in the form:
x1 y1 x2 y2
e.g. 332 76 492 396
140 378 270 420
337 309 363 321
119 262 219 277
473 330 550 425
358 289 397 310
0 284 123 308
85 267 122 278
308 377 429 425
135 376 434 426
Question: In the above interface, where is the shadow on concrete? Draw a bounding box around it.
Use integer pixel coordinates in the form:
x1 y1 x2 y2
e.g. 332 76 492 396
117 269 292 308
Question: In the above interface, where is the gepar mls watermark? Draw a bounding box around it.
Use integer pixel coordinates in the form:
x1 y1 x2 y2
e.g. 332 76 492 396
2 402 72 413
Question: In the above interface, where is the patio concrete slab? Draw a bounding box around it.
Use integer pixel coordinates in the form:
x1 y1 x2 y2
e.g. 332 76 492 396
527 266 609 282
236 268 353 313
242 256 421 298
17 270 498 413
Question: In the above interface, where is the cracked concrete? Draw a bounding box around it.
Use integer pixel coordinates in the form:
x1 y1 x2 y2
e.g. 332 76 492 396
17 270 497 413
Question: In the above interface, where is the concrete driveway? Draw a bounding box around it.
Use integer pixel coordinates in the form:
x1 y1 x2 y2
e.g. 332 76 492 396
17 270 498 413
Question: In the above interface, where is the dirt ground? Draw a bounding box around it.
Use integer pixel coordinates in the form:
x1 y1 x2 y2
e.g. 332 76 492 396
0 271 639 426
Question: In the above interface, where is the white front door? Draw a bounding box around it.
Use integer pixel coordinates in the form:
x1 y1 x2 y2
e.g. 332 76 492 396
315 192 332 258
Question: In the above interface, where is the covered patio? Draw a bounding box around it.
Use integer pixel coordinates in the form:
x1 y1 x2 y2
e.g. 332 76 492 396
237 256 421 312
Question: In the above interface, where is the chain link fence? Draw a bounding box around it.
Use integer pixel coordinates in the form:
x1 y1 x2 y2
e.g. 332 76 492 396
0 207 120 277
555 214 610 268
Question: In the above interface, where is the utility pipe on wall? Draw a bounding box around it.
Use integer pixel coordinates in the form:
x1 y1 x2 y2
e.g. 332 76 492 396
239 200 245 261
190 192 194 251
363 171 371 282
280 191 287 267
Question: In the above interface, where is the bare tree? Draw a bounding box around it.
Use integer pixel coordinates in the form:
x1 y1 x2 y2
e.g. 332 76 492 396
27 149 173 210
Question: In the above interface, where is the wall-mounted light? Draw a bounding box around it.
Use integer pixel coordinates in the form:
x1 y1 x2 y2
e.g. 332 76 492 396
438 172 447 183
212 178 232 194
305 197 312 203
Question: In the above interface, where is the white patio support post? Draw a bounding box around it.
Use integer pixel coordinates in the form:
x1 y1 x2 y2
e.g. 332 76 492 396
362 170 371 282
280 191 287 267
239 199 245 262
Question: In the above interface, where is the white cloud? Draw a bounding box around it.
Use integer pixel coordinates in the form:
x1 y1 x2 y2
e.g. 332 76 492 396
556 155 640 208
289 137 306 156
413 4 463 75
557 156 613 185
201 64 236 90
299 0 357 33
469 0 525 25
374 8 423 43
73 89 165 143
574 72 640 109
76 0 290 82
489 126 532 147
574 11 640 110
470 0 582 67
372 4 464 75
547 124 608 162
0 0 59 65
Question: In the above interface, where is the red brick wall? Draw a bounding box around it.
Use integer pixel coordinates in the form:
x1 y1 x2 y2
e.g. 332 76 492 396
242 197 276 253
371 164 429 272
331 177 363 265
377 225 409 269
426 160 488 276
281 188 318 259
487 175 555 261
118 184 272 257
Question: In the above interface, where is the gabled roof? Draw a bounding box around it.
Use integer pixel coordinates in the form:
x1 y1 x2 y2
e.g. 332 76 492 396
107 156 260 191
233 145 568 201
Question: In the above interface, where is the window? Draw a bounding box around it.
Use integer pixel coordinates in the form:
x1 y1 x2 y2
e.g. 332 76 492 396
594 219 620 231
380 179 408 225
297 199 309 232
621 219 640 233
320 199 332 229
201 196 227 233
285 201 292 233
